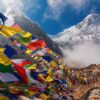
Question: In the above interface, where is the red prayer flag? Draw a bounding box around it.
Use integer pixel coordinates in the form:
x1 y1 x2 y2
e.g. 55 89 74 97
27 40 46 50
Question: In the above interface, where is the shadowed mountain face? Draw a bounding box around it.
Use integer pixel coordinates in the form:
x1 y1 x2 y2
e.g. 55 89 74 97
11 13 62 56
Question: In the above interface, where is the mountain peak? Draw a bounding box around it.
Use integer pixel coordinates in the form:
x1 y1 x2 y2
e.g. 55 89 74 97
85 13 100 19
82 13 100 26
53 13 100 45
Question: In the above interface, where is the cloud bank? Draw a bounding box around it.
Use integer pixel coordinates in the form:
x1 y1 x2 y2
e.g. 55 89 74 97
61 42 100 68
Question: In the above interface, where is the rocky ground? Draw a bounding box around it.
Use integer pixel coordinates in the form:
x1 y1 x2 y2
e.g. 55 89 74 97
87 88 100 100
72 64 100 100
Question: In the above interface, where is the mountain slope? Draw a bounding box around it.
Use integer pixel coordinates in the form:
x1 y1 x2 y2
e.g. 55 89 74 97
6 12 62 55
53 14 100 46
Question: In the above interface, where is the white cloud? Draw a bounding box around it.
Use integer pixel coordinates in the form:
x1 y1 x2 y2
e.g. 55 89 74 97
61 42 100 68
44 0 89 20
0 0 40 15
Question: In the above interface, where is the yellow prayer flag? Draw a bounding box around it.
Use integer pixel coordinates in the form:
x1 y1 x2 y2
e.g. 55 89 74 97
45 76 53 82
49 61 57 67
23 32 32 38
25 49 32 55
0 96 9 100
0 48 5 53
0 53 11 65
47 69 52 76
1 29 16 37
33 56 39 61
29 91 37 96
40 93 48 100
27 64 37 70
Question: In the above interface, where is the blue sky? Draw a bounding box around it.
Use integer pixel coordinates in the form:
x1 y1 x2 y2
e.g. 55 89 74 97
0 0 100 35
27 0 100 35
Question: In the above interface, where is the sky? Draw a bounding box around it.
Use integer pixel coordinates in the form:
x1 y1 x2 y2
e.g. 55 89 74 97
0 0 100 35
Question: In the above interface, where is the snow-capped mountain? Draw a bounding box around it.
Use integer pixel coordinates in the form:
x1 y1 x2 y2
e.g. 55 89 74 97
53 14 100 46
